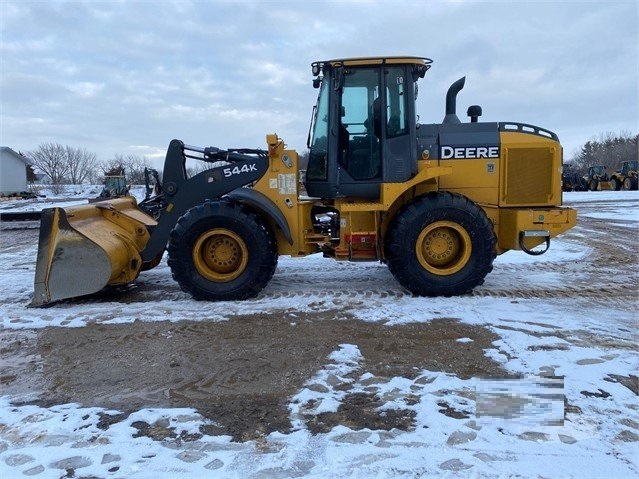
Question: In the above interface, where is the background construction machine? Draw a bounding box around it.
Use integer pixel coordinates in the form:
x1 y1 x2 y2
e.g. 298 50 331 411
31 56 577 307
562 164 587 191
612 160 638 191
90 167 130 202
583 165 611 191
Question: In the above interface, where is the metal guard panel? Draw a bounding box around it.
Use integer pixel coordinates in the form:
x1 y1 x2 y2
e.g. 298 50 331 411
498 127 564 207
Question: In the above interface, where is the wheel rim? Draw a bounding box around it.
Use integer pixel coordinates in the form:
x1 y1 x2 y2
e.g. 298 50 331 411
192 228 248 282
416 221 472 275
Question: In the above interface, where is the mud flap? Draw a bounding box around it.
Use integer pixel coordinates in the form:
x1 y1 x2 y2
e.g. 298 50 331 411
31 198 156 307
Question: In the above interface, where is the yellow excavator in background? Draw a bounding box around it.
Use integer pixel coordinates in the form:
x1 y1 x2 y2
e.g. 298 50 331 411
31 56 577 306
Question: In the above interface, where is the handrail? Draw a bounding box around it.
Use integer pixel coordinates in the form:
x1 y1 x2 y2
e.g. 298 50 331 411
499 122 558 141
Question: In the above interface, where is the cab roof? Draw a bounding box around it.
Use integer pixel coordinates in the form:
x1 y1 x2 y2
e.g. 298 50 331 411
311 56 433 76
324 56 432 66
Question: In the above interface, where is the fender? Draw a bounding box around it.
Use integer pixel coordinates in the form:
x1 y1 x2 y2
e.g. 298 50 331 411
227 188 294 245
381 165 453 208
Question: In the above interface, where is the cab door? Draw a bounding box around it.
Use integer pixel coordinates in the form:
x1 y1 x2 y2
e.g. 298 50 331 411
336 65 417 199
382 65 418 183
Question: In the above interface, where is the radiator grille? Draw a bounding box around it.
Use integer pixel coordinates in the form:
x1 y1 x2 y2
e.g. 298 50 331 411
504 147 554 205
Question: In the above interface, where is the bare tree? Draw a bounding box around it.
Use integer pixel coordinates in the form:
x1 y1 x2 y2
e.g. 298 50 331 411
102 154 153 184
86 167 105 185
26 143 69 193
65 146 96 185
99 157 125 175
185 159 218 177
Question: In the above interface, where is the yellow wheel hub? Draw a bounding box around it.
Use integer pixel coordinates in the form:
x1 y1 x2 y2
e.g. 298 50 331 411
193 228 248 282
416 221 472 275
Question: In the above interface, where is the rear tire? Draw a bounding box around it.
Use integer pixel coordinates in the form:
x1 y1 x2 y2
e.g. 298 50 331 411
167 200 277 301
384 192 496 296
623 177 638 191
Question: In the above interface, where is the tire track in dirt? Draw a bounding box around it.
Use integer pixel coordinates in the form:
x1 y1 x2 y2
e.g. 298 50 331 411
4 316 507 441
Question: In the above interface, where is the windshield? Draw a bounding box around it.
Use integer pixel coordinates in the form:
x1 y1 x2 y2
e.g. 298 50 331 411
622 161 637 174
306 77 330 181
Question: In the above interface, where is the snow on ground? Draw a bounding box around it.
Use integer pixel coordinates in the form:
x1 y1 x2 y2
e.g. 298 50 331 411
0 185 149 212
0 190 638 478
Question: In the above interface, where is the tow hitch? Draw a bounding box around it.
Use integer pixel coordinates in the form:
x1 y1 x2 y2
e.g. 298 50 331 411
519 230 550 256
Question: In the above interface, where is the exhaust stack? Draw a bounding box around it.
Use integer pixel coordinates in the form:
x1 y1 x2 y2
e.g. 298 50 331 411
443 76 466 124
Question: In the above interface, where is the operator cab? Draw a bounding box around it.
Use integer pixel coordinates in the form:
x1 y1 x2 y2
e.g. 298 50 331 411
305 57 432 199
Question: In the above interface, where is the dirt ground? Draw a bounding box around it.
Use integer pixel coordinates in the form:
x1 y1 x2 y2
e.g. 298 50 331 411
1 196 637 442
1 315 506 441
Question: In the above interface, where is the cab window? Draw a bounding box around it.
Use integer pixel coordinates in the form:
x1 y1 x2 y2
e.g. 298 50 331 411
385 67 407 138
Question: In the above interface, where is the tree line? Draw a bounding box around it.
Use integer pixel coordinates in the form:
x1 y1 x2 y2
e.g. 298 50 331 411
567 131 638 174
24 142 227 194
24 143 159 194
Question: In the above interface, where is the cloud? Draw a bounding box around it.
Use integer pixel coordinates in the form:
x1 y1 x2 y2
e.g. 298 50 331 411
1 0 636 165
68 82 105 97
128 145 166 159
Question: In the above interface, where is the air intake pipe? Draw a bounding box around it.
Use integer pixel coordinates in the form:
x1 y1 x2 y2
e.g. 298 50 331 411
442 76 466 124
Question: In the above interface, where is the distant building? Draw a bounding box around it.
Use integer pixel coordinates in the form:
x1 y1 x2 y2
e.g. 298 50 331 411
0 146 30 194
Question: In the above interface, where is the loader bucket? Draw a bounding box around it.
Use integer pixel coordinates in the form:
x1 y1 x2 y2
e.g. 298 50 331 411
31 197 157 307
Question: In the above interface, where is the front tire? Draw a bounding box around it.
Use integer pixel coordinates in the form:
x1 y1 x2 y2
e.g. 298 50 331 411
384 192 496 296
167 200 277 301
610 178 621 191
623 177 638 191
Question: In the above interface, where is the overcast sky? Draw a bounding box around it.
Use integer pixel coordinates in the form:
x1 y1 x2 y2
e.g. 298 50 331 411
1 0 637 170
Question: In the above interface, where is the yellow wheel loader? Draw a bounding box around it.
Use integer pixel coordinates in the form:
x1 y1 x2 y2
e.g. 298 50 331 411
584 165 610 191
616 160 639 191
31 56 577 307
